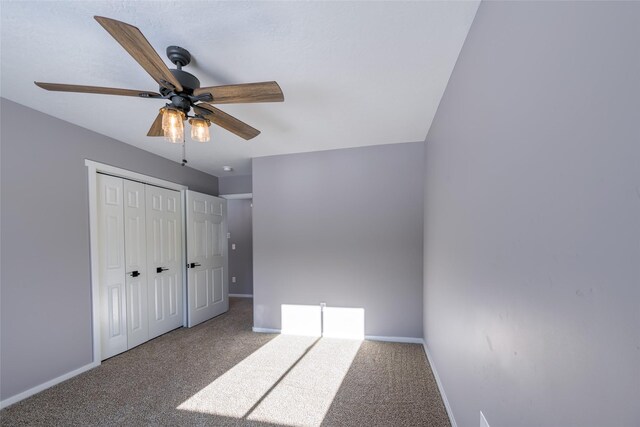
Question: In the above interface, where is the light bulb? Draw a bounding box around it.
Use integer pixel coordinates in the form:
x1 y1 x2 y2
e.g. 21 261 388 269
162 108 185 144
189 117 211 142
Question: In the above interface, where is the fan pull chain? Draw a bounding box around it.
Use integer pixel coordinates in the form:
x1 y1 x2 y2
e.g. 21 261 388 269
181 136 188 166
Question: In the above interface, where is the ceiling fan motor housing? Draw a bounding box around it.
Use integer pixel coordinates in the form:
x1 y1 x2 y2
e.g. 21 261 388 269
166 69 200 113
168 69 200 94
160 46 201 95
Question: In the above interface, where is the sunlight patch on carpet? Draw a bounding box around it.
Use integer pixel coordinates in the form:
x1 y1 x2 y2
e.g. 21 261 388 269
178 303 364 425
246 338 362 426
176 335 317 418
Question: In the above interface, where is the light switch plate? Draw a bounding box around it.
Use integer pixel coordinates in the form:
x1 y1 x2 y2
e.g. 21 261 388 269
231 243 236 250
232 276 236 283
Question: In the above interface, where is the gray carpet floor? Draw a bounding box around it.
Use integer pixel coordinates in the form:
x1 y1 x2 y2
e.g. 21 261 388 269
0 298 450 427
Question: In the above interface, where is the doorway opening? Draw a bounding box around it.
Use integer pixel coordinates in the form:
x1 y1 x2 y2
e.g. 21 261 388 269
220 193 253 298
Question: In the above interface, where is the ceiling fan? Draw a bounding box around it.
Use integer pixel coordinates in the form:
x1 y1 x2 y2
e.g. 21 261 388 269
35 16 284 143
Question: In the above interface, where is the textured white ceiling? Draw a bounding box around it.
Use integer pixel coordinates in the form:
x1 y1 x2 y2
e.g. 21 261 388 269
1 1 479 176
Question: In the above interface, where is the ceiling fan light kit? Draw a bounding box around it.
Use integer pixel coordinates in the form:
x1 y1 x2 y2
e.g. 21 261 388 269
34 15 284 151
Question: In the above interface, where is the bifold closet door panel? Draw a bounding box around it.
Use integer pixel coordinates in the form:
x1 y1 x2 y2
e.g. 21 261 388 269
123 180 149 349
97 174 127 360
146 185 184 339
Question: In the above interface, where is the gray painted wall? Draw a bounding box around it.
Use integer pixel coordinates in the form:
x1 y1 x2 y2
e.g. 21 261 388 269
0 98 218 401
423 2 640 427
219 174 252 195
227 199 253 296
253 142 424 337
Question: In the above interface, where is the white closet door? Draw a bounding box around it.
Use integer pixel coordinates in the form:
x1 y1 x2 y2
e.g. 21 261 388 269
123 180 149 349
97 174 127 360
146 185 184 339
186 191 228 327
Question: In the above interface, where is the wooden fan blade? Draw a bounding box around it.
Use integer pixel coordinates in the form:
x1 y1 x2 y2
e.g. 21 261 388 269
94 16 183 92
194 104 260 140
34 82 160 98
193 81 284 104
147 111 164 137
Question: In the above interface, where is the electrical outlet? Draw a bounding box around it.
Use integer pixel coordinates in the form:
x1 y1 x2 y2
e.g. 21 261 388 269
227 232 231 239
232 276 236 283
480 411 490 427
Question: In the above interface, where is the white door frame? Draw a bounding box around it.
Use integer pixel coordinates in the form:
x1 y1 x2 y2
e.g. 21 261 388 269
85 159 188 366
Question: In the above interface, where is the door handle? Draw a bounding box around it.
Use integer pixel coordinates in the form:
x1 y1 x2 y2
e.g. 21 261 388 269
127 270 141 277
156 267 169 273
189 262 201 268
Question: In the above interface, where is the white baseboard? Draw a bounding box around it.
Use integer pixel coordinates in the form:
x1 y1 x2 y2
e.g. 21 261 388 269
252 327 423 345
229 294 253 298
365 335 424 344
0 361 99 409
252 327 281 334
422 342 457 427
219 193 252 200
